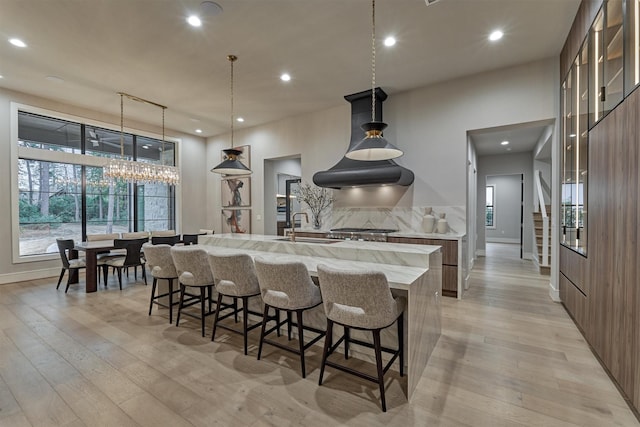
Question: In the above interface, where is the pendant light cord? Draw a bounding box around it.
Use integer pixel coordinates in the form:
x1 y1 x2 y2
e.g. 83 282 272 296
229 54 237 148
161 105 166 166
371 0 376 123
120 93 125 158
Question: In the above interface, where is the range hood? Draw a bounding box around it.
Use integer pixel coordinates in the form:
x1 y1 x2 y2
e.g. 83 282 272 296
313 88 414 189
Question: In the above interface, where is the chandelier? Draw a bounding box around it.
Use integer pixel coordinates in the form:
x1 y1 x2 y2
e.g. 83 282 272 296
103 92 181 185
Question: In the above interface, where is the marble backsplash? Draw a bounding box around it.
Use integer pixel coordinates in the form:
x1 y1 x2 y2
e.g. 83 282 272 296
327 206 466 235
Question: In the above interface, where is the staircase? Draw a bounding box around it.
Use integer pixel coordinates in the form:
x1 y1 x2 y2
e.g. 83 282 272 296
533 205 551 275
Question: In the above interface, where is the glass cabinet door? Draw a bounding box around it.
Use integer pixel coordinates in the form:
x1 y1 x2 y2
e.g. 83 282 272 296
625 0 640 93
562 42 589 255
590 0 624 126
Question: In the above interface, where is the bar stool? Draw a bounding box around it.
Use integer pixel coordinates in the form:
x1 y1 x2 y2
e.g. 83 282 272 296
142 243 180 324
208 253 263 355
316 264 406 412
170 246 215 337
254 256 325 378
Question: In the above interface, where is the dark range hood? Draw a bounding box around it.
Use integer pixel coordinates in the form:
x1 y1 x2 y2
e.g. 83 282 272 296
313 88 414 189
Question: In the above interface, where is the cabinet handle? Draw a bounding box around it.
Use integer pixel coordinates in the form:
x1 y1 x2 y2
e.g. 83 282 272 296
600 86 606 102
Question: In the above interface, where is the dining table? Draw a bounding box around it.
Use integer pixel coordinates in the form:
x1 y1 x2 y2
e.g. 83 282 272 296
71 240 116 293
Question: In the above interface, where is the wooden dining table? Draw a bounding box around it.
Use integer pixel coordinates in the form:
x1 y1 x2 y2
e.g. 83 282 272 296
71 240 116 293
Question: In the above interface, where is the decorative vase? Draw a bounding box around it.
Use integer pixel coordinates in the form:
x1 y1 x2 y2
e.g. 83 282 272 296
312 213 322 229
436 213 449 234
422 207 436 233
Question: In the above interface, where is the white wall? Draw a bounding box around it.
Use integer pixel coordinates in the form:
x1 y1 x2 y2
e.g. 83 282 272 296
477 152 535 257
206 57 559 236
486 174 522 243
0 87 207 281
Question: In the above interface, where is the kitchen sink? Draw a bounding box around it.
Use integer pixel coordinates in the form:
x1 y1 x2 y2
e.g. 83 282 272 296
274 237 340 244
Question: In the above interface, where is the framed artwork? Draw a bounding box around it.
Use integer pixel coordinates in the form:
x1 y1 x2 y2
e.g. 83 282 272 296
221 144 251 171
221 209 251 234
222 177 251 207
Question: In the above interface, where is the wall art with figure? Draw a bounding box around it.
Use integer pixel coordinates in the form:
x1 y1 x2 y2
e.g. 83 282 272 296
222 177 251 207
221 209 251 234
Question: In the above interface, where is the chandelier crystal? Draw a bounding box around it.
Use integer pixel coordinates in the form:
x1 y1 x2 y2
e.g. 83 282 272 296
103 93 180 185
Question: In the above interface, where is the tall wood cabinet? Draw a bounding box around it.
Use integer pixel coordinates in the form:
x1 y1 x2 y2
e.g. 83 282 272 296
560 0 640 414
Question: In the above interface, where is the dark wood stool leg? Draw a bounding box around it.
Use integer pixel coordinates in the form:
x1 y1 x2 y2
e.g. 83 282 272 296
168 279 174 324
242 296 249 355
319 319 334 385
149 278 157 315
257 304 270 360
344 326 350 359
287 311 293 341
176 284 186 327
296 310 306 378
211 292 224 342
398 313 404 377
373 329 386 412
200 288 206 337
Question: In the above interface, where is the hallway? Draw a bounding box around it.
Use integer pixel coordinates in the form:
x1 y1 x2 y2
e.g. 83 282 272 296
0 248 637 426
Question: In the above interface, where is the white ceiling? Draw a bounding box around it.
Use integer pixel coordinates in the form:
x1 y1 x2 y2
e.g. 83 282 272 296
0 0 580 139
469 119 554 157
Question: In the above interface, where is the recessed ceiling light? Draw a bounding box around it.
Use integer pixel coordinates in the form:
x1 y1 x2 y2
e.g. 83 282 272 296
236 117 244 123
280 73 291 82
187 15 202 27
489 30 503 42
384 36 396 47
501 140 509 146
142 145 150 149
0 75 3 79
195 129 202 133
9 38 27 48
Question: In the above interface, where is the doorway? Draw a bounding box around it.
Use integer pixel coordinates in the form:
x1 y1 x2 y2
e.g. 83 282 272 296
485 173 524 259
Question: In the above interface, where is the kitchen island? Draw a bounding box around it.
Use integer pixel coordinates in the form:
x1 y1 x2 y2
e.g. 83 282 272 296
200 233 441 401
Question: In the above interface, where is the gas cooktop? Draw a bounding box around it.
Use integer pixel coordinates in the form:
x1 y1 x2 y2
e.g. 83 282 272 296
329 228 398 234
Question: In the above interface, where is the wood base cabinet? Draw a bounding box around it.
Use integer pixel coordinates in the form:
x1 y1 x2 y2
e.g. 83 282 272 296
387 237 459 298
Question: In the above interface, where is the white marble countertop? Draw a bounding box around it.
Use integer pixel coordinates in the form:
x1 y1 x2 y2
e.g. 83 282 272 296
200 233 442 290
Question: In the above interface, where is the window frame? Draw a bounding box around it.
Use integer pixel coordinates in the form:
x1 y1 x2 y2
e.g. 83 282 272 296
10 102 182 263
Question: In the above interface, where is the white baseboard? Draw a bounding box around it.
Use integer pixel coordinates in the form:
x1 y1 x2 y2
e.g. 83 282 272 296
549 282 560 302
523 252 534 260
0 267 59 285
486 237 520 244
476 249 486 257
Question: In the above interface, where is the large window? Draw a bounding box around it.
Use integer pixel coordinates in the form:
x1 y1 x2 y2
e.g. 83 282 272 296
16 109 177 258
485 185 495 228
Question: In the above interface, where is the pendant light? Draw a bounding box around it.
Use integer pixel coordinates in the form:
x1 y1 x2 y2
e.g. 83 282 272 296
345 0 403 161
211 54 252 175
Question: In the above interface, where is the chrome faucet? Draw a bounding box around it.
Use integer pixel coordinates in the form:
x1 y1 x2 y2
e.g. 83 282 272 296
290 212 309 242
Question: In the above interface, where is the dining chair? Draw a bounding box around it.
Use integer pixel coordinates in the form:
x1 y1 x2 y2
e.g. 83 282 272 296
104 238 148 289
55 238 86 293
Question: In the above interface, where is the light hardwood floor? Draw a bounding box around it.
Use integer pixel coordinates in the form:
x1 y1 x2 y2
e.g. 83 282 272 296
0 244 638 426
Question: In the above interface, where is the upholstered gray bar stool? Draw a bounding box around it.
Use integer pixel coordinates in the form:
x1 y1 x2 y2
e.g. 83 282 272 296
143 243 180 324
316 264 406 412
208 253 264 355
254 256 325 378
170 246 215 337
